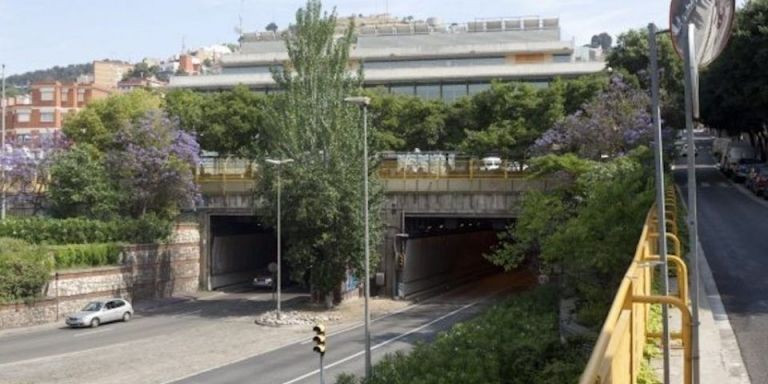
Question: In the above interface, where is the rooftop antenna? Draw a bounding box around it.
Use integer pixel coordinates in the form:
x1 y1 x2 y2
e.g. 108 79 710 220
236 0 244 36
385 0 389 15
181 35 186 54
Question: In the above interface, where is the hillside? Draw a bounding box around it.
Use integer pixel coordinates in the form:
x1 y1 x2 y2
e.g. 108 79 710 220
6 63 93 90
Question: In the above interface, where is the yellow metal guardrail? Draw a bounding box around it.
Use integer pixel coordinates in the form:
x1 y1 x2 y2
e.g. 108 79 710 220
579 187 692 384
193 157 528 181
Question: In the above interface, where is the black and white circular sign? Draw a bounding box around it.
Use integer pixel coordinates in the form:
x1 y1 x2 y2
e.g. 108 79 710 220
670 0 735 67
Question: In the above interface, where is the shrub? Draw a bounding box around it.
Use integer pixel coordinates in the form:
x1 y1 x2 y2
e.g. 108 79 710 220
0 216 172 245
48 243 124 269
0 238 53 304
339 287 591 384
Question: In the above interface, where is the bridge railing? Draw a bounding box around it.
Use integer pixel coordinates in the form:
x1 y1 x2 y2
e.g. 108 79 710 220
378 158 526 179
579 188 691 384
193 156 528 181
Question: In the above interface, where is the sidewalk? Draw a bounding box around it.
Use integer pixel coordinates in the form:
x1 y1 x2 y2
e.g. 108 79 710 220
652 243 750 384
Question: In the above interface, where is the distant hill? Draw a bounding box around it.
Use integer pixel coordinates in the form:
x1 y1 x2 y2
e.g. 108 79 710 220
6 63 93 90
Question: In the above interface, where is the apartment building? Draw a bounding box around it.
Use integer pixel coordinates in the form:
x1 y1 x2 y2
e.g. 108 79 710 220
169 15 606 102
92 60 134 89
2 81 111 144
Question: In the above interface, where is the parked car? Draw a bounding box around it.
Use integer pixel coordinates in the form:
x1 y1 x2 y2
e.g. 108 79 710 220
66 299 133 328
679 142 698 157
746 164 768 194
253 270 275 289
722 143 756 176
733 159 761 183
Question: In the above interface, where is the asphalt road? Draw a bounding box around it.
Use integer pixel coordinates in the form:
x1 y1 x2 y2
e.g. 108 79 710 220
169 272 528 384
674 135 768 383
0 272 529 384
0 286 308 365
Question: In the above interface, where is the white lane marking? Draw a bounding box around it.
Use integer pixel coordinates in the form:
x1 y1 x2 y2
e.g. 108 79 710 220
701 182 711 188
299 303 419 345
281 302 477 384
72 328 113 338
718 182 729 188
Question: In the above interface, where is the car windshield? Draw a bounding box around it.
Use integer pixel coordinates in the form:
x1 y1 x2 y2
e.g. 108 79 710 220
82 302 103 311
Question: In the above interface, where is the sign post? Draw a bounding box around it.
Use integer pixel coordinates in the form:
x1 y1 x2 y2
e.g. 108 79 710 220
669 2 735 384
648 23 672 384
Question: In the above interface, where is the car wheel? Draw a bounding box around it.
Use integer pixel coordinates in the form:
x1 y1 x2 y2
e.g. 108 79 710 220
123 312 131 322
90 318 100 328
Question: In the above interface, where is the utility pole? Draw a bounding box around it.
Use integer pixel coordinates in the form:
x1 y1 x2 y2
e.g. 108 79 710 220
648 23 672 384
343 96 372 379
1 63 6 221
683 23 701 384
266 158 294 321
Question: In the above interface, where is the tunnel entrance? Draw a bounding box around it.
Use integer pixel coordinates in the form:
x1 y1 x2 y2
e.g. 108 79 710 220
208 215 276 289
397 216 511 299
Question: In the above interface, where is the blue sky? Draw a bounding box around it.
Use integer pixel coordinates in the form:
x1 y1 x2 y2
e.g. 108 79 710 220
0 0 747 76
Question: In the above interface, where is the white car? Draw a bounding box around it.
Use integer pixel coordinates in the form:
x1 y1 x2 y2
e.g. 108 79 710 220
253 271 275 289
66 299 133 328
479 156 502 171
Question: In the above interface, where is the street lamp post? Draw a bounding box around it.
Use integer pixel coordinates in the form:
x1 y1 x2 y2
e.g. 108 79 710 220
1 64 6 221
265 158 294 321
344 95 372 379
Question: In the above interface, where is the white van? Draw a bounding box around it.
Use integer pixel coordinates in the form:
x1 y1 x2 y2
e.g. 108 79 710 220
722 143 756 175
480 156 502 171
712 137 731 158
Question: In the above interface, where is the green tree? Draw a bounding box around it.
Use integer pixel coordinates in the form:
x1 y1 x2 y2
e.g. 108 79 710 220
607 29 685 129
62 89 163 150
124 62 160 80
366 92 449 151
700 0 768 152
258 0 382 304
166 86 272 157
48 144 121 220
457 82 566 161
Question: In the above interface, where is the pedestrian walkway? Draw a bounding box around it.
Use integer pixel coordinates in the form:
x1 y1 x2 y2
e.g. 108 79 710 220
653 244 750 384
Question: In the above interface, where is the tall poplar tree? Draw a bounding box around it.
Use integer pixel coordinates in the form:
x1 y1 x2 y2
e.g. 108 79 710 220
258 0 382 305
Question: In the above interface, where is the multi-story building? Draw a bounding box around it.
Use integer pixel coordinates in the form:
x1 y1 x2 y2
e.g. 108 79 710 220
169 15 606 102
2 81 111 144
92 60 134 89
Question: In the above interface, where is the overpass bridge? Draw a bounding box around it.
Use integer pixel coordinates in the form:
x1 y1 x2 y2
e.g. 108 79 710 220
193 156 560 297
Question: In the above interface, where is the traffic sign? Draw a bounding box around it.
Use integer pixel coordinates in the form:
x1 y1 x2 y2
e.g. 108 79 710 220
669 0 735 67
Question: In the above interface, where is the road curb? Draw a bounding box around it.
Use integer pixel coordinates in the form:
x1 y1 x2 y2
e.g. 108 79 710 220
674 184 751 383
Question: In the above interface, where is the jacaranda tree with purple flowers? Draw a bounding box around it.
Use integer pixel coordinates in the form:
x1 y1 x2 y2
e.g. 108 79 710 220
108 110 201 219
532 76 654 160
1 134 69 214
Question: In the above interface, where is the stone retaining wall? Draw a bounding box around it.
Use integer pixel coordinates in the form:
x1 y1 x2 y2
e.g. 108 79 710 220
0 224 201 329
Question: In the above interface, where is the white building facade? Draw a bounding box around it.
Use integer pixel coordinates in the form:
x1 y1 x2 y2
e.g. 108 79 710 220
169 16 606 102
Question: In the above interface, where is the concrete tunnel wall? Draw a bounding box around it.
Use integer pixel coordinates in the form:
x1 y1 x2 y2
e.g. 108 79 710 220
210 233 276 289
400 230 500 298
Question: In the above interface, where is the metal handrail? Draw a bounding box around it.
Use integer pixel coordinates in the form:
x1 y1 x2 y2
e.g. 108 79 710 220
579 190 691 384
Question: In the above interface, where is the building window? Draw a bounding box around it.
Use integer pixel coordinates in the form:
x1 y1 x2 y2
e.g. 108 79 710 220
17 109 31 123
416 84 441 100
468 83 491 96
61 89 68 102
40 112 55 123
553 53 572 63
442 84 468 102
40 88 54 101
390 85 415 96
77 89 86 102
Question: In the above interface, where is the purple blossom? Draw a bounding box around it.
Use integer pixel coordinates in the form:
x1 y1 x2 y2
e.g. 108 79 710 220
108 111 201 216
532 75 654 160
1 133 69 208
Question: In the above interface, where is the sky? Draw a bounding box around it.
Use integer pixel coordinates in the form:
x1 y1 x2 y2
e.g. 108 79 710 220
0 0 748 76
